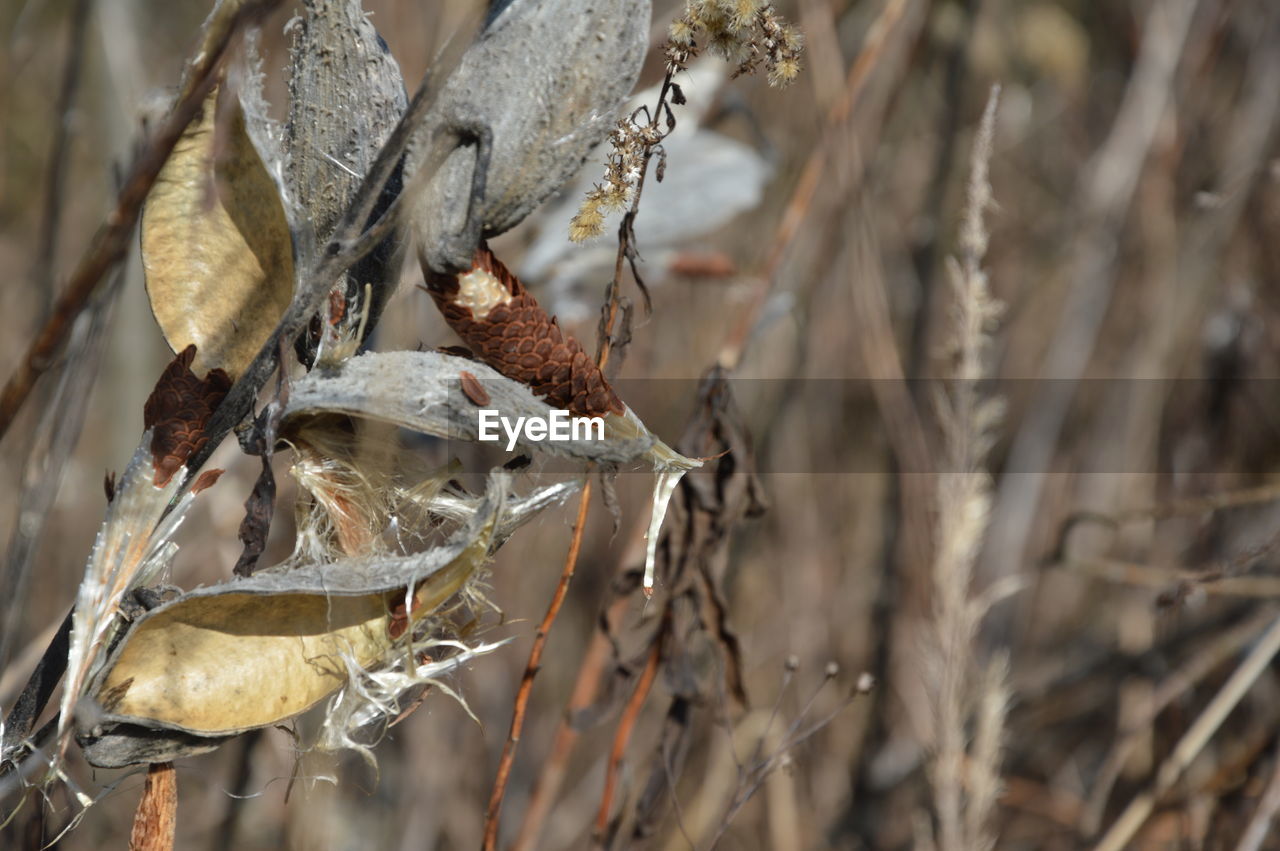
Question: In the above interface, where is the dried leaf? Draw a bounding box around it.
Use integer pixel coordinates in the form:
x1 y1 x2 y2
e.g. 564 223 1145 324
142 345 231 486
232 453 275 576
142 86 294 378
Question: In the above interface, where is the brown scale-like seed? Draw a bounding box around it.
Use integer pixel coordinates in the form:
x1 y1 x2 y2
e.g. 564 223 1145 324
419 244 624 417
459 370 491 407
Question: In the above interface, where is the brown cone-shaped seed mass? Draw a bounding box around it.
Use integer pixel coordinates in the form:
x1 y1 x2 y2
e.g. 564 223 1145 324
421 244 624 418
143 345 233 486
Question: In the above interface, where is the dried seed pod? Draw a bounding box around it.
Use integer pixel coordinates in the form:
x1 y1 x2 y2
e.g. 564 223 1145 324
409 0 650 274
142 345 232 486
141 87 294 379
420 244 624 417
80 478 506 764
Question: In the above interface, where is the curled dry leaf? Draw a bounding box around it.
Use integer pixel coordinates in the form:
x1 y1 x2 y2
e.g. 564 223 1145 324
80 477 511 766
141 86 294 378
142 344 231 486
410 0 650 274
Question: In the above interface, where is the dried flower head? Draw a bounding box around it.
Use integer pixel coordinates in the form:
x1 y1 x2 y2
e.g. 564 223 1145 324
664 0 803 86
568 115 656 241
569 1 802 242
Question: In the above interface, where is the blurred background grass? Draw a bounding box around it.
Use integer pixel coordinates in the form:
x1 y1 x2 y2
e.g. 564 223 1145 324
3 0 1280 848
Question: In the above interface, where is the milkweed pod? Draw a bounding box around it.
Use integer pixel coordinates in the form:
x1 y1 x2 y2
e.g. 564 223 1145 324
141 85 294 378
79 477 510 766
409 0 651 274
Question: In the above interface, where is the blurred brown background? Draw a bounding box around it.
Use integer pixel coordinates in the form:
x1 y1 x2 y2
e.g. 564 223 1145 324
3 0 1280 848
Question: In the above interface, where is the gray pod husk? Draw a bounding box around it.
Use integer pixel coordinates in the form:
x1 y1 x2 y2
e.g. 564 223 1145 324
410 0 650 273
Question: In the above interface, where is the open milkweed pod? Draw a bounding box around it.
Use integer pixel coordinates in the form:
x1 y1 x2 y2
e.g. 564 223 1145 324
55 346 231 767
282 347 700 595
419 243 702 595
141 84 294 379
79 475 521 768
283 0 408 358
408 0 649 275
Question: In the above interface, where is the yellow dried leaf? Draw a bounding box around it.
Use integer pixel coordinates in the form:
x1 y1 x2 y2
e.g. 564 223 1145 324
142 86 293 378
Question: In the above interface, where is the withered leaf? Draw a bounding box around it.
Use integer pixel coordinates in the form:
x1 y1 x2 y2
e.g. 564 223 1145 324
142 344 232 486
232 453 275 577
142 86 294 378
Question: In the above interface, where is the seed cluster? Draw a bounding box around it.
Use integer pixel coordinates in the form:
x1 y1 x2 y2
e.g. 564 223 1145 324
422 245 625 418
143 345 232 486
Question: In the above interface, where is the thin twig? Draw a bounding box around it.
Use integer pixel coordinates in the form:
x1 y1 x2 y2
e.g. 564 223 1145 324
1233 737 1280 851
482 478 594 851
0 269 121 678
511 595 631 851
0 0 284 443
1094 613 1280 851
1080 606 1277 835
32 0 91 319
594 620 664 845
717 0 909 371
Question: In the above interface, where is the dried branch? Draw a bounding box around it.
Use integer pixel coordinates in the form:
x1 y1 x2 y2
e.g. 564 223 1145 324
594 618 665 844
1095 613 1280 851
482 479 594 850
128 762 177 851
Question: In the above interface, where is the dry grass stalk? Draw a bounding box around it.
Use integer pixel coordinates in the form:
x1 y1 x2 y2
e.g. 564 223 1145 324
1095 614 1280 851
924 84 1008 851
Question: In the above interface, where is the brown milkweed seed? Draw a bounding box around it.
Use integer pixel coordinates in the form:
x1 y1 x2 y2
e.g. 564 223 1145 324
459 370 491 406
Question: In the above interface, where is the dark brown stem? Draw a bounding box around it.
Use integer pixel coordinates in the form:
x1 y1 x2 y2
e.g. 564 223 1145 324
510 596 630 851
595 70 677 371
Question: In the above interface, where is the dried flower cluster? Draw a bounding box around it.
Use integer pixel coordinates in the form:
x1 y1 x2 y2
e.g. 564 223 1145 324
568 117 662 242
568 0 802 242
666 0 803 87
